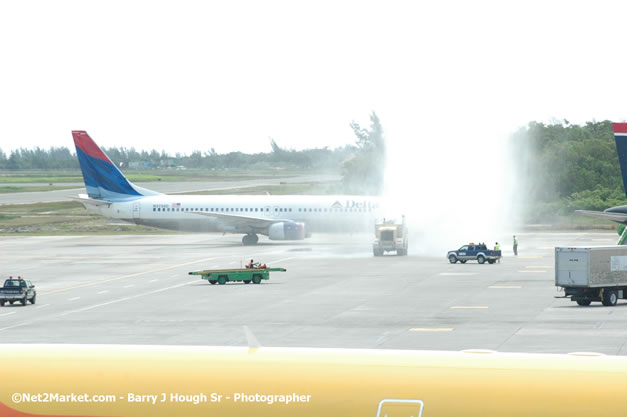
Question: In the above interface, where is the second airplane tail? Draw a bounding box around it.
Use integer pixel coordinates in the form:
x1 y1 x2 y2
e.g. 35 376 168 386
613 123 627 197
72 131 160 201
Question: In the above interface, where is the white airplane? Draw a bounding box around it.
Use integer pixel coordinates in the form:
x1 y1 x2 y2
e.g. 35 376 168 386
72 131 380 245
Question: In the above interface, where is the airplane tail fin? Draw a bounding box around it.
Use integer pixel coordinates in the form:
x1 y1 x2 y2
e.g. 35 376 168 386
613 123 627 198
72 131 160 200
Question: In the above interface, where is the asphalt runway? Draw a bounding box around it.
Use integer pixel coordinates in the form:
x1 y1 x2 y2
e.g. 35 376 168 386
1 231 626 355
0 174 339 205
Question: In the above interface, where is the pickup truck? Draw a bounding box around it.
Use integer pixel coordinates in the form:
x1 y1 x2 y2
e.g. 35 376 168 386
447 243 502 264
0 278 36 306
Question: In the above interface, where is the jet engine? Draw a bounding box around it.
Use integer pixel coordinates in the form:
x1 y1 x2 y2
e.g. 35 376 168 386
268 221 306 240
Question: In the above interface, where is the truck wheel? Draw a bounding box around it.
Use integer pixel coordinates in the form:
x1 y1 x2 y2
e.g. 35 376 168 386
21 297 28 306
477 255 486 264
460 260 467 264
243 280 251 284
448 255 457 264
0 301 4 307
9 301 14 305
218 276 227 285
373 249 382 256
488 259 495 264
602 289 618 306
252 274 262 284
576 299 592 306
30 295 36 305
209 280 217 285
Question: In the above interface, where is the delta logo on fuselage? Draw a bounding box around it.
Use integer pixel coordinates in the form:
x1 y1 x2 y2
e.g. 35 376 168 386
331 200 378 210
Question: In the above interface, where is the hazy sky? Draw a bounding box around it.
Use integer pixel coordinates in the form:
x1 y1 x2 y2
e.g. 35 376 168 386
1 0 627 154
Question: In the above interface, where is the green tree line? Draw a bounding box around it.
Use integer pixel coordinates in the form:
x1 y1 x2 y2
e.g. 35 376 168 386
0 112 387 195
512 120 626 221
0 143 352 172
1 119 622 208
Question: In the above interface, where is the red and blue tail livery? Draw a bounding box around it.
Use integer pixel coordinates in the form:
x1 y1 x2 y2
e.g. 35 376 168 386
576 123 627 239
613 123 627 198
72 131 159 201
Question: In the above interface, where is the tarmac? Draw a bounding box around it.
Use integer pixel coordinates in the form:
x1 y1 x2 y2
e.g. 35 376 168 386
1 231 626 355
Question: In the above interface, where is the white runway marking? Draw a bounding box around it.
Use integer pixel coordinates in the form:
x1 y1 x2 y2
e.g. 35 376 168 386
97 290 109 294
0 311 17 317
489 285 522 289
35 304 50 309
148 279 159 283
439 273 478 276
268 257 295 264
409 328 454 332
68 297 80 301
0 322 32 331
451 306 489 309
41 256 219 295
61 281 195 316
123 285 134 288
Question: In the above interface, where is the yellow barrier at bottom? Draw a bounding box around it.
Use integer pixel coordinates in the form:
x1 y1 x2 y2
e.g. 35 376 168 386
1 344 626 417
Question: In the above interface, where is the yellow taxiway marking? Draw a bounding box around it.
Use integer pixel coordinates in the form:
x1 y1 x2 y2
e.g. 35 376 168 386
518 270 547 273
409 328 454 332
40 256 218 295
526 265 552 268
450 306 489 309
488 285 522 289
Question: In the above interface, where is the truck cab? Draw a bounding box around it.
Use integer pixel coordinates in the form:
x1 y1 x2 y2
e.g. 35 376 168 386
373 216 408 256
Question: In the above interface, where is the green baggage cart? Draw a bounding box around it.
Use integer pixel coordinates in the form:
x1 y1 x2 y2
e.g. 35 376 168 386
189 267 287 285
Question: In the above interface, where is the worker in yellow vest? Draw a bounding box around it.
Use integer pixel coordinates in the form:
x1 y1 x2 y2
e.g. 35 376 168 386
494 242 501 263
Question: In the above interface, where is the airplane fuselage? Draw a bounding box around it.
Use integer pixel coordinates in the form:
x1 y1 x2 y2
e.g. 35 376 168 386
88 195 380 234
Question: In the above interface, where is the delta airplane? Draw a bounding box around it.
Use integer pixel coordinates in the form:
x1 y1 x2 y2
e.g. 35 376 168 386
72 131 380 245
577 122 627 244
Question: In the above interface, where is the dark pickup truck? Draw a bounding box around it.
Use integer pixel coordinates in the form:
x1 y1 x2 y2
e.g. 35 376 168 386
447 243 502 264
0 278 36 306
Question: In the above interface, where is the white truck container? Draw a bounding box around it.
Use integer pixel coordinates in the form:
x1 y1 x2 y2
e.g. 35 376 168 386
555 246 627 306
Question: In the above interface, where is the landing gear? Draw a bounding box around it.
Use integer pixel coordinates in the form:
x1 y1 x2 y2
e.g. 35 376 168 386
242 234 259 246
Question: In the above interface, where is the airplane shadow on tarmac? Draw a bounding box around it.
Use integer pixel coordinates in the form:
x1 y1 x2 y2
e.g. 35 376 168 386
73 242 324 249
189 282 285 287
554 303 627 309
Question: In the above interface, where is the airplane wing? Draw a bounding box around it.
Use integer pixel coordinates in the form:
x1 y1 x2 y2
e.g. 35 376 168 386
191 211 291 228
575 210 627 223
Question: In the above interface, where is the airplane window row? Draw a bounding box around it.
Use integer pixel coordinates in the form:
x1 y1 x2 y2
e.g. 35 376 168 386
153 207 269 212
296 207 372 213
152 206 373 213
